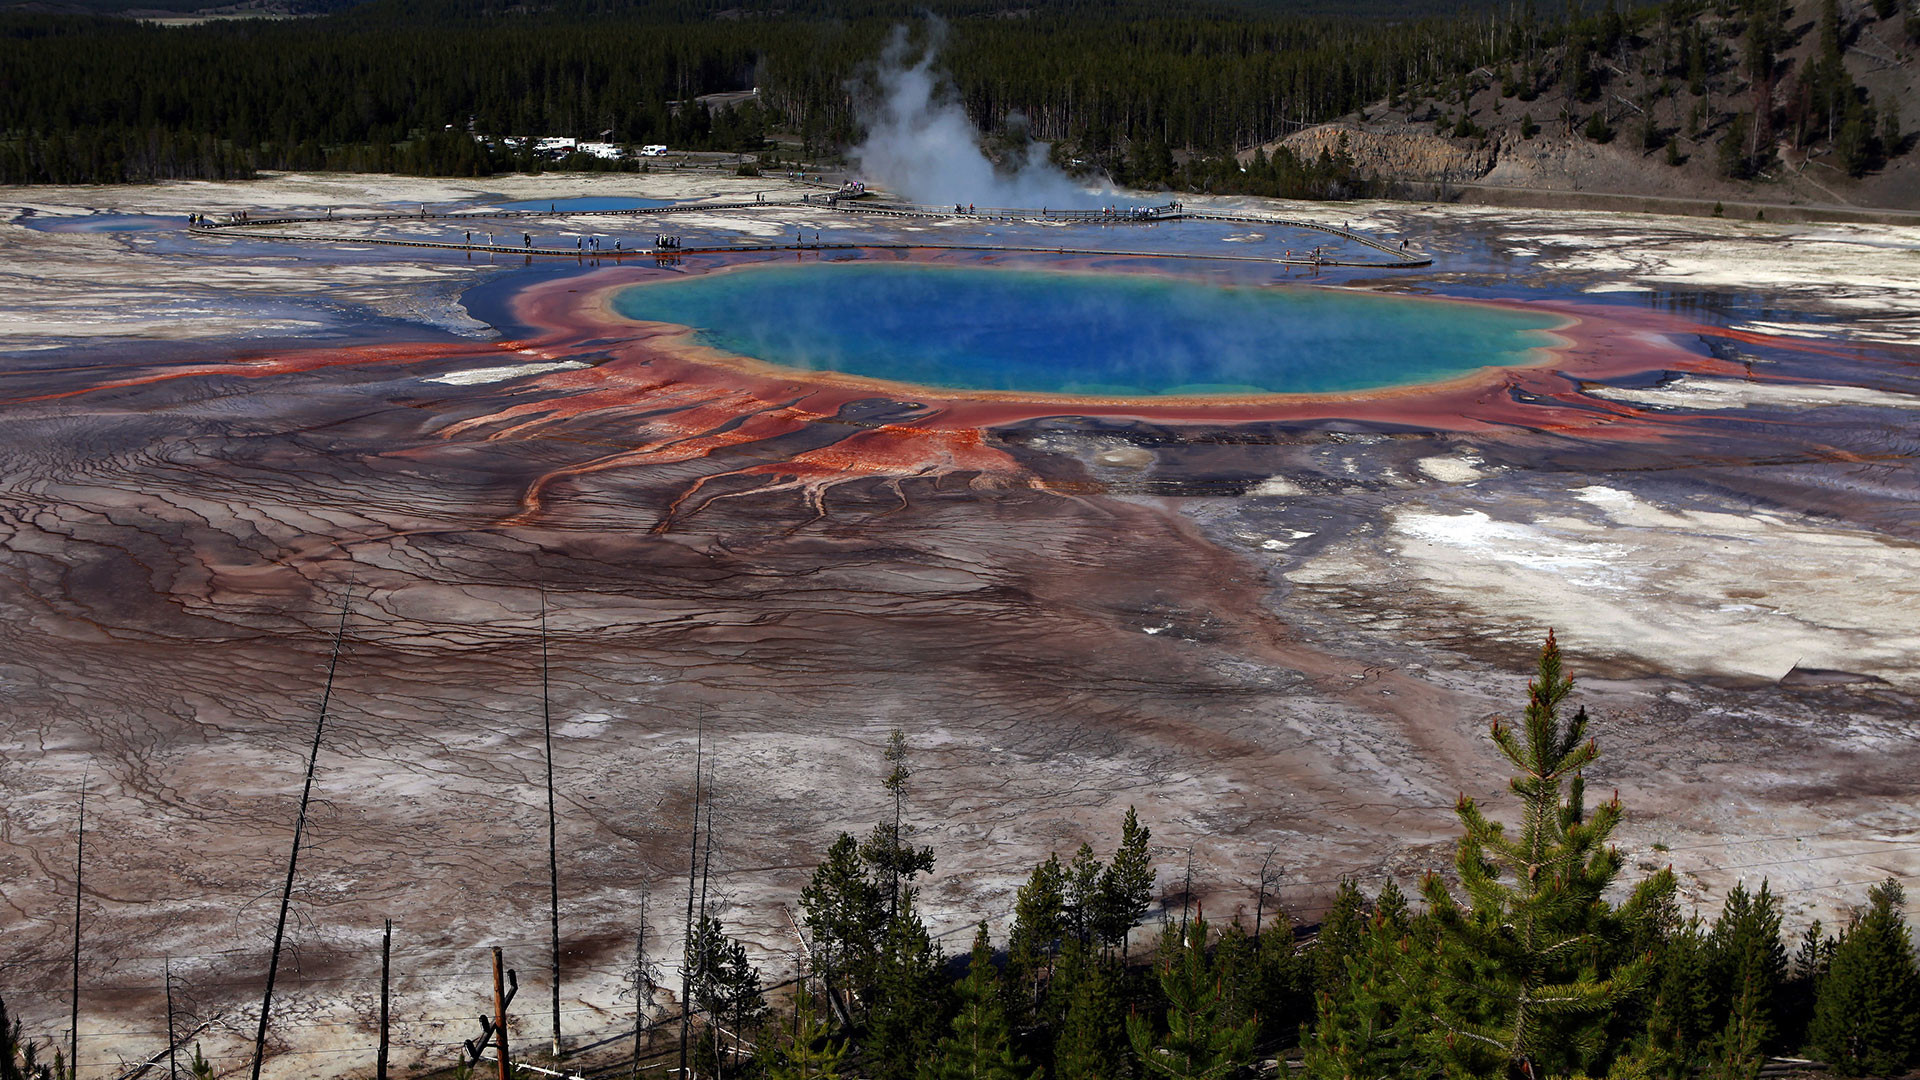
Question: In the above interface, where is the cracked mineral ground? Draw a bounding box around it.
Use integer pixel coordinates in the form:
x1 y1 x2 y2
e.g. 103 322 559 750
1 172 1917 1078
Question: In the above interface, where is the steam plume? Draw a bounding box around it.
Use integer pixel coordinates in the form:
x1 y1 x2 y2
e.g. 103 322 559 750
848 24 1095 208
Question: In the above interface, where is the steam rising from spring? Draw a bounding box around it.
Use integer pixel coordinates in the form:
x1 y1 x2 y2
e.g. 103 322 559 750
849 24 1095 208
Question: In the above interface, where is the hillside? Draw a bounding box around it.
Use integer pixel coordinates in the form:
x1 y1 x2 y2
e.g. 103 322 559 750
1 0 1913 208
1247 0 1920 214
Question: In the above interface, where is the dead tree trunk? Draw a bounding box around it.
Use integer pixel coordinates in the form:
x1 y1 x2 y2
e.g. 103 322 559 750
542 593 562 1060
377 920 392 1080
249 592 351 1080
69 774 87 1079
679 720 704 1080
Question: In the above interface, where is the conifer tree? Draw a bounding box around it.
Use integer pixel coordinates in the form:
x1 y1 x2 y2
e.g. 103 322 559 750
1253 913 1314 1048
1639 915 1714 1079
1127 917 1256 1080
0 996 61 1080
800 833 888 1014
1310 880 1370 1003
2 995 35 1080
921 926 1040 1080
1065 845 1105 948
864 730 935 922
1007 854 1068 1027
805 731 935 1035
1706 881 1786 1055
685 912 768 1077
1052 942 1130 1080
764 982 847 1080
1301 909 1426 1080
1808 879 1918 1076
0 995 24 1080
867 896 952 1080
1707 973 1766 1080
1372 880 1411 931
1778 920 1832 1049
1414 631 1658 1079
1095 809 1156 959
1211 920 1258 1034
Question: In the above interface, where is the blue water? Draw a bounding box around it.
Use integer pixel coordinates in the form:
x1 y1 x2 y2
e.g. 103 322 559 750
22 213 179 233
497 196 673 212
611 263 1567 396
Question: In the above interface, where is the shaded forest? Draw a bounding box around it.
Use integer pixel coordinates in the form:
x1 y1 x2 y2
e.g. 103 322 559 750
1 0 1609 187
3 0 1915 192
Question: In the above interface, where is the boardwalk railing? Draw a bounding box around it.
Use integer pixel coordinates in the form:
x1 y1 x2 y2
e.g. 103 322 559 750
189 195 1432 268
821 198 1181 224
195 199 807 231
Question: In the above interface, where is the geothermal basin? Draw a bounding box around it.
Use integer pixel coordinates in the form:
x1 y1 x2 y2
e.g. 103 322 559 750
1 172 1918 1080
608 263 1572 397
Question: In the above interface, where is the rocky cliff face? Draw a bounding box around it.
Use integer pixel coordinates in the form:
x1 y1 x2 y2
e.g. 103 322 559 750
1238 0 1920 213
1263 123 1497 183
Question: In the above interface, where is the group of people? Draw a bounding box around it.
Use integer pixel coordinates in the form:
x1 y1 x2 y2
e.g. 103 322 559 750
447 228 680 254
941 202 1179 220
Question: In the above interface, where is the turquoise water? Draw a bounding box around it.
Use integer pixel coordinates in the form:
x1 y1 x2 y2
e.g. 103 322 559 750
612 263 1566 396
499 196 673 212
23 213 178 233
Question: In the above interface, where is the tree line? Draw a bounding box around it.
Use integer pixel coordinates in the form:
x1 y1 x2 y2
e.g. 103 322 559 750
3 0 1607 187
6 635 1918 1079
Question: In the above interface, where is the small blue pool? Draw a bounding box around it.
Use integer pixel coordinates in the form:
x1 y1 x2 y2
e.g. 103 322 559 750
496 196 675 212
22 213 180 234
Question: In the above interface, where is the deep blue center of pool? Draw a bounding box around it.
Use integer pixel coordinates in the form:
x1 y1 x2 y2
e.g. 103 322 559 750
612 263 1566 396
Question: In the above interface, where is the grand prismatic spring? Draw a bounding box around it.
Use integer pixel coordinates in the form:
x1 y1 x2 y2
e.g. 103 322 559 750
607 263 1571 397
2 171 1919 1077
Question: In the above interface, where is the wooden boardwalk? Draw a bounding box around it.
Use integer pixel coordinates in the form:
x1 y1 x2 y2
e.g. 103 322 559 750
192 195 1432 269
